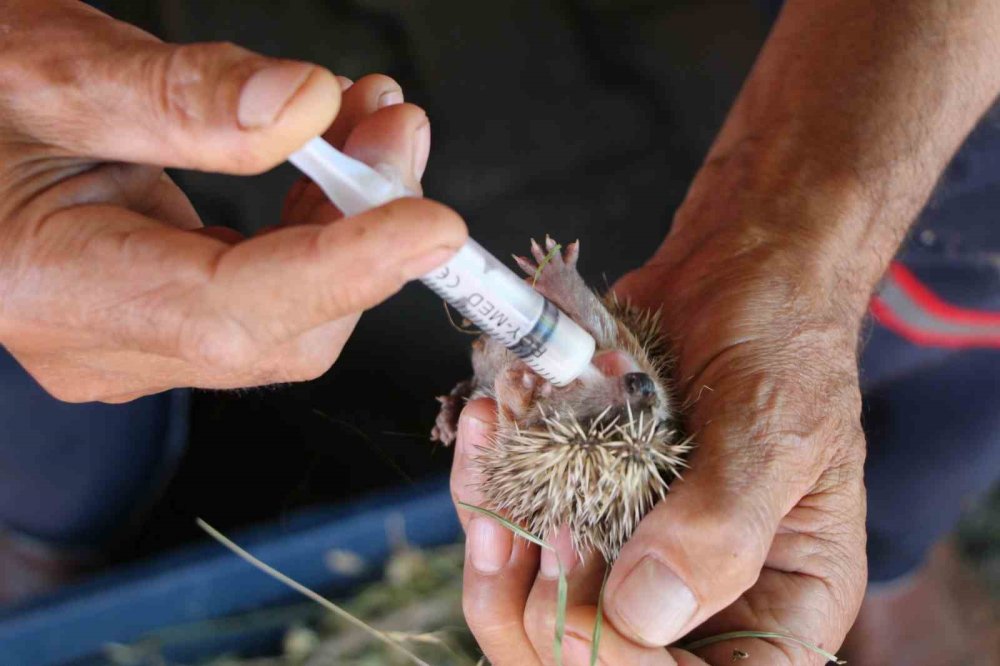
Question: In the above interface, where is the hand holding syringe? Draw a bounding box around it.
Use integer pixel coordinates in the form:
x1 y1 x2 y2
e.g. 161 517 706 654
289 137 596 386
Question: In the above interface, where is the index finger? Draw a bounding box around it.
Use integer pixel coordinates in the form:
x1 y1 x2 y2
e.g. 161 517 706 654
201 197 466 353
450 398 547 665
450 397 499 531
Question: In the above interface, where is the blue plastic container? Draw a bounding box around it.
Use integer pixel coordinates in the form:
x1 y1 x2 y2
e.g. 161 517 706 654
0 477 461 665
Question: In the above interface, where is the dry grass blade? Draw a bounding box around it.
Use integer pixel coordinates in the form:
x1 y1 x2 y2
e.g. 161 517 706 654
590 566 609 666
532 243 562 286
554 561 567 665
384 630 479 666
682 630 846 664
456 502 552 550
195 518 433 666
442 301 481 335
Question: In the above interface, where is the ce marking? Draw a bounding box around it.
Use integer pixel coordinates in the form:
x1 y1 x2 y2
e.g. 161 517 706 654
434 266 460 289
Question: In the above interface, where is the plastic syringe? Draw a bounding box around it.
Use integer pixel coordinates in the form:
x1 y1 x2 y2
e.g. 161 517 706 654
289 137 596 386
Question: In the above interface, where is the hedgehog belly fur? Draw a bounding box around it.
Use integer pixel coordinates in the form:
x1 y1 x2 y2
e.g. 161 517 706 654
476 405 691 561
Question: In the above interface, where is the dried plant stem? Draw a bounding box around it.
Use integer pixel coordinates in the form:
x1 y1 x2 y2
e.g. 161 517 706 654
532 243 562 286
196 519 432 666
442 301 480 335
590 566 609 666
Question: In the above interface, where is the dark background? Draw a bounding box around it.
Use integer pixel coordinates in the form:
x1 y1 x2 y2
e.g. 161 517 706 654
83 0 773 560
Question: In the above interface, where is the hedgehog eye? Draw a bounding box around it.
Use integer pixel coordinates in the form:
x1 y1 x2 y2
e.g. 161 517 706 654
623 372 656 398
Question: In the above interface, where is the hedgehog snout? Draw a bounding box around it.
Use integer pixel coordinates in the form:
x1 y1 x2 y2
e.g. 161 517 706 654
623 371 658 410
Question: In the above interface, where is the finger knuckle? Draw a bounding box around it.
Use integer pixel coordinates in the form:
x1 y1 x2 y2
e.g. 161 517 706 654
327 281 378 318
154 41 252 123
460 593 486 632
461 591 510 640
686 500 771 593
228 139 279 174
522 596 556 651
407 199 468 243
179 316 259 372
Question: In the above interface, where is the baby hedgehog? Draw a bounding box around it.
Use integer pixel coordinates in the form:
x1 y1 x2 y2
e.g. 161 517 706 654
432 237 691 561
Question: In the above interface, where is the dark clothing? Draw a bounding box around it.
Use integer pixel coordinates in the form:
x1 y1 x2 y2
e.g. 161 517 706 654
860 103 1000 581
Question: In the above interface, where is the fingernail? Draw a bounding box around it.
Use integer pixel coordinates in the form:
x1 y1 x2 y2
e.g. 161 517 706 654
336 75 354 91
468 516 513 574
539 525 576 579
377 88 404 108
458 413 488 444
400 246 455 279
412 121 431 181
563 634 596 666
239 62 315 129
612 557 697 645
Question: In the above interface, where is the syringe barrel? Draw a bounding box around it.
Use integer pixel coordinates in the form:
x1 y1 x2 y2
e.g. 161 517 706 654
421 240 596 386
289 138 596 385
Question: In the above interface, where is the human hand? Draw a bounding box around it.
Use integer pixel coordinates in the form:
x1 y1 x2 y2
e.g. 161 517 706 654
450 185 869 664
0 1 465 402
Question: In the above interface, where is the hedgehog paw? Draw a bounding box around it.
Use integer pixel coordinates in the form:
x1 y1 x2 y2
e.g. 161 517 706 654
431 379 473 445
495 364 550 422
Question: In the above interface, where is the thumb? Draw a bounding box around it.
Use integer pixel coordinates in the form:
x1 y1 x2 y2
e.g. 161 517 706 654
206 197 468 345
9 2 339 174
602 454 782 648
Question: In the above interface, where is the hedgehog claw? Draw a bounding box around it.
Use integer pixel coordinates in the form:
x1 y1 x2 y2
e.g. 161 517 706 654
564 240 580 267
514 254 537 276
431 379 474 445
530 238 546 264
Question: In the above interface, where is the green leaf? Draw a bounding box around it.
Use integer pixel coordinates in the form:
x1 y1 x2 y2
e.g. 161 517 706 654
682 630 846 664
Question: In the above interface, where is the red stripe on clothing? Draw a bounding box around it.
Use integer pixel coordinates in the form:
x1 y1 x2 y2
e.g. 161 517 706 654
888 262 1000 326
870 297 1000 349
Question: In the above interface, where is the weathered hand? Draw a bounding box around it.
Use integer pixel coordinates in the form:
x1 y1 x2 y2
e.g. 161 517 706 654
0 1 465 402
451 196 869 664
450 0 1000 659
602 213 869 663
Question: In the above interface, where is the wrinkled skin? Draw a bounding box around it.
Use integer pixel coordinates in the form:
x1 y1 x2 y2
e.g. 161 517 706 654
452 212 869 665
0 1 466 403
451 0 1000 661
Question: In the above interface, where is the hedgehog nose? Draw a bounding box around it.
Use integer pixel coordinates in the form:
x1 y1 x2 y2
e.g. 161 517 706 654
624 372 655 399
